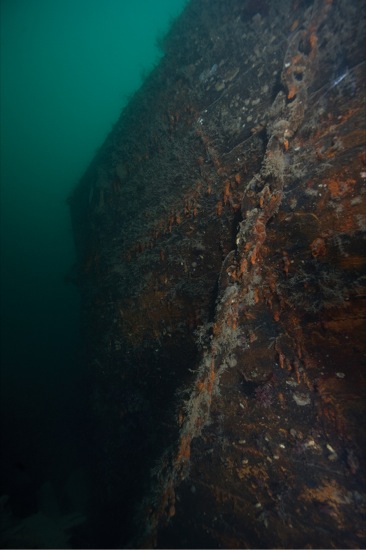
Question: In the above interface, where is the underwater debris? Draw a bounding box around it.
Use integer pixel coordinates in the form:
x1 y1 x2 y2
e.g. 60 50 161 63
69 0 366 547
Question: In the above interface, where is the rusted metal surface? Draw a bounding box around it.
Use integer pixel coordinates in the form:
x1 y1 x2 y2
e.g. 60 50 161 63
70 0 366 547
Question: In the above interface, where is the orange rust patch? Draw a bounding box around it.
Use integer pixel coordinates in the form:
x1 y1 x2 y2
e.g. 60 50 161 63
287 86 298 100
325 177 356 198
216 201 223 216
237 464 269 482
337 254 366 270
300 479 349 527
309 31 317 50
310 237 326 258
239 258 248 276
176 434 191 462
223 180 231 205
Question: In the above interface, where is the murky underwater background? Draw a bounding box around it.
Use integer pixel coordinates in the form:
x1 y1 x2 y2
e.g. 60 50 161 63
0 1 187 547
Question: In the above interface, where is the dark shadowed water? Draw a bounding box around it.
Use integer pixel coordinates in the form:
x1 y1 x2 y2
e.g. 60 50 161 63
0 1 187 547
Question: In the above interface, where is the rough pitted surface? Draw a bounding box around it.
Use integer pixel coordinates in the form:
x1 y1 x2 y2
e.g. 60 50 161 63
69 0 366 547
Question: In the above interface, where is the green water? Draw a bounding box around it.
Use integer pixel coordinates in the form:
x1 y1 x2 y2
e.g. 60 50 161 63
0 0 186 545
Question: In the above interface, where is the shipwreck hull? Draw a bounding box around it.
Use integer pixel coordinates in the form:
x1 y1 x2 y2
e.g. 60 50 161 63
69 0 366 547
